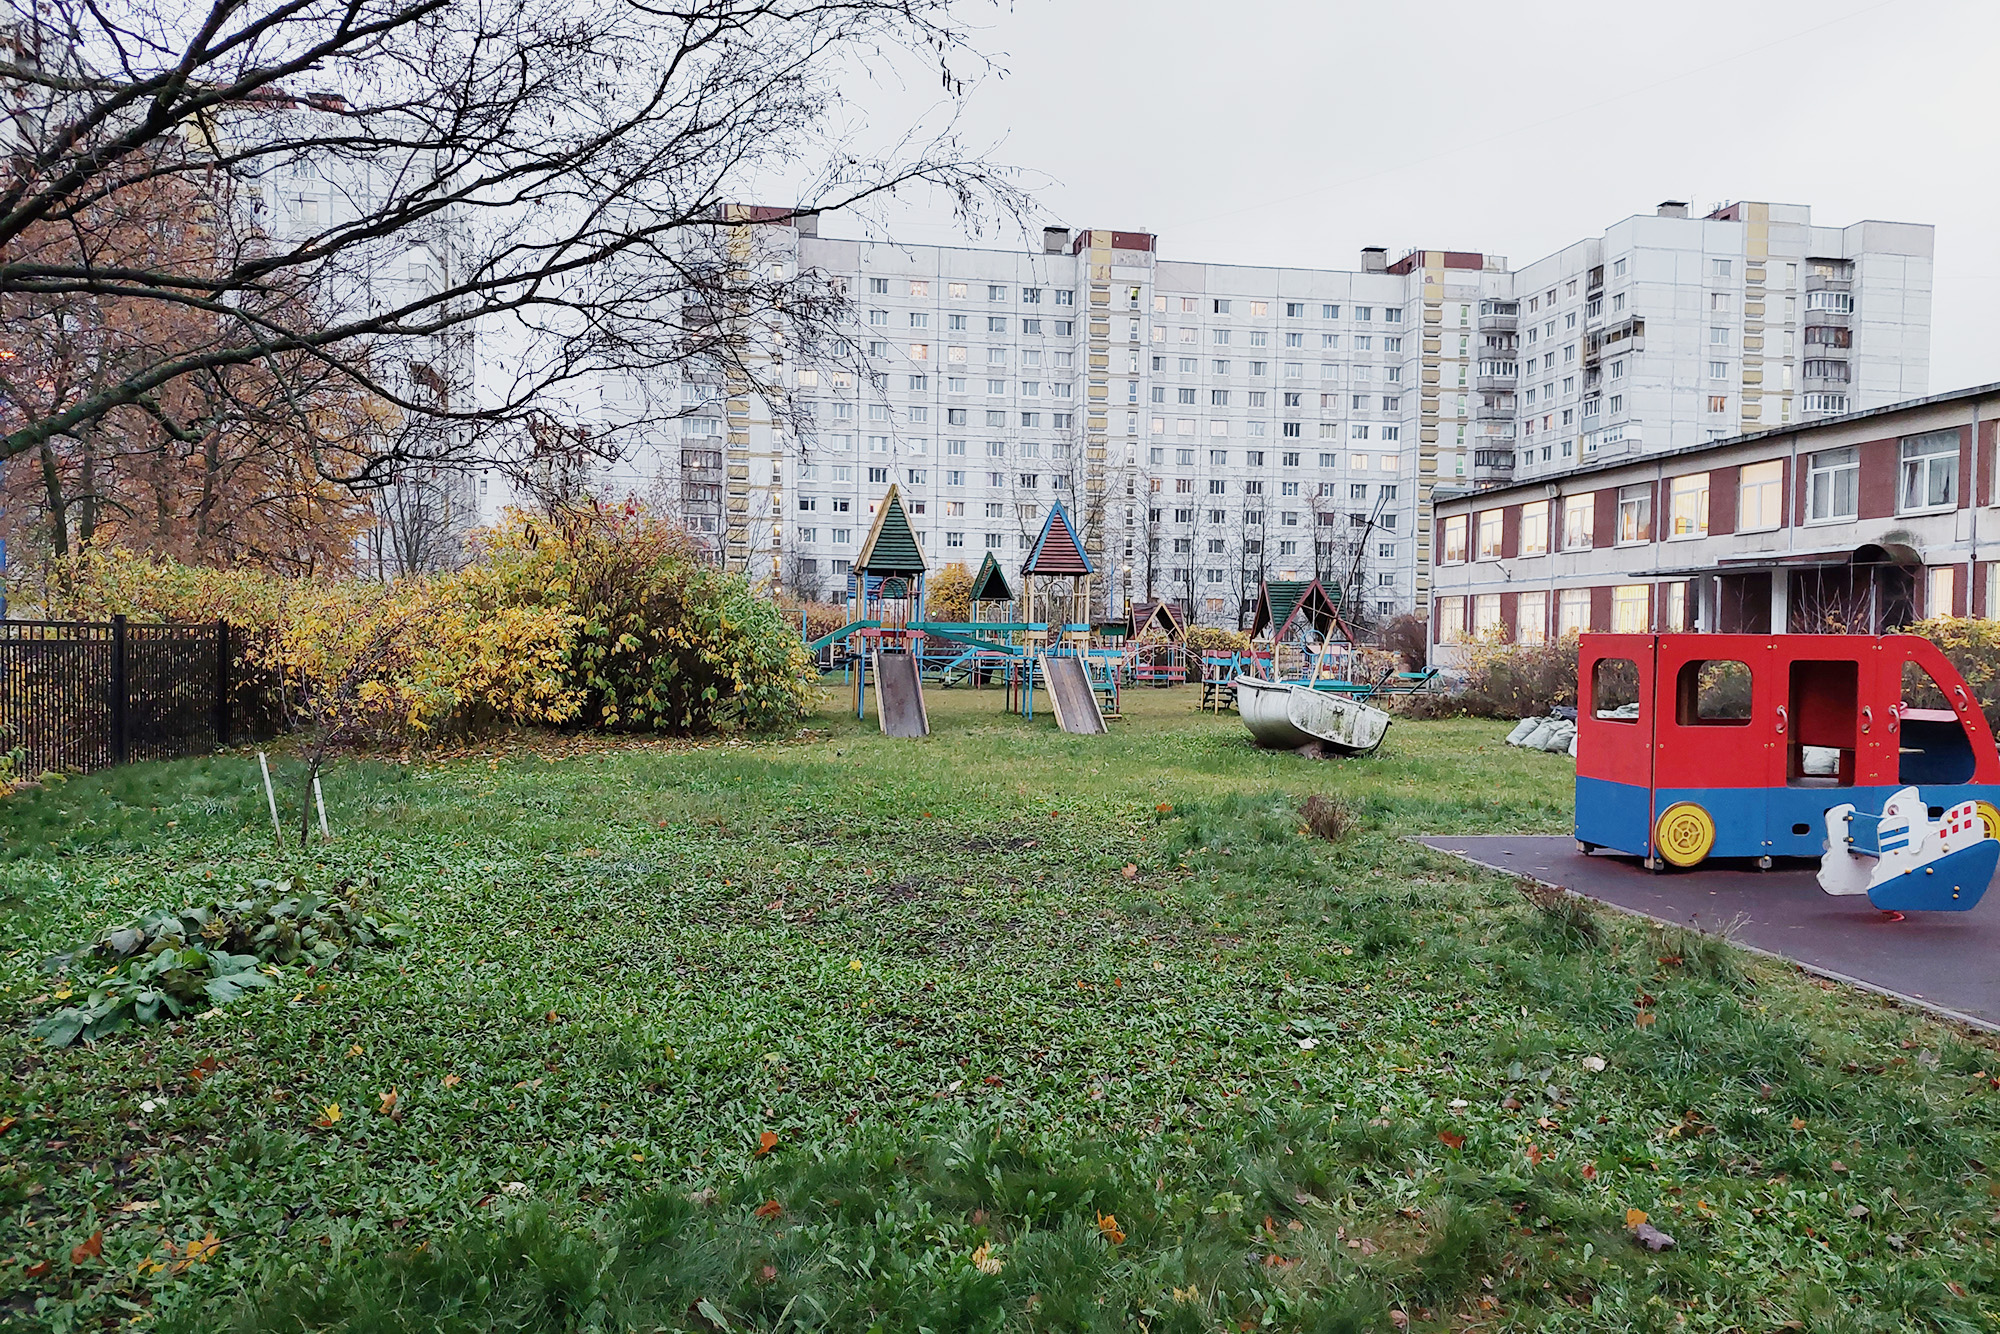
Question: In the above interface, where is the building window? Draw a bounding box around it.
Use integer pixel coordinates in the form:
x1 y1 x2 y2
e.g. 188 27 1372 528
1616 484 1653 545
1437 595 1467 644
1738 459 1784 531
1561 493 1593 551
1517 591 1547 646
1441 514 1467 564
1806 446 1860 523
1706 395 1727 415
1520 500 1549 555
1612 584 1650 633
1668 473 1709 538
1929 566 1957 617
1899 430 1959 512
1473 594 1501 637
1559 588 1590 636
1476 509 1502 560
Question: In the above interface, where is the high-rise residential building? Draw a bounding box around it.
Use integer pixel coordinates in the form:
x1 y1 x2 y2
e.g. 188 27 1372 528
1494 201 1933 488
514 199 1933 630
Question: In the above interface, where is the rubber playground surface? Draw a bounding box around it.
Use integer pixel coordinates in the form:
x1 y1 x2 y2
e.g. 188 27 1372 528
1418 834 2000 1029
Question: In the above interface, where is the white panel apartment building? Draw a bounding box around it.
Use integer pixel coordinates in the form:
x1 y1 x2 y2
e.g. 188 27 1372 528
537 200 1932 630
1497 201 1932 487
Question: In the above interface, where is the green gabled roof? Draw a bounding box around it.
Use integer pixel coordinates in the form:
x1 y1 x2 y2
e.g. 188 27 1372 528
969 551 1015 602
853 484 928 576
1250 578 1343 643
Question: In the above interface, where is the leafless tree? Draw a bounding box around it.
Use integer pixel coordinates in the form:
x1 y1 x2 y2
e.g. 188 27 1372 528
0 0 1025 501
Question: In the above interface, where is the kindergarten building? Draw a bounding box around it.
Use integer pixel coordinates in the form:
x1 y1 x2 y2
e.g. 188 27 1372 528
1428 381 2000 664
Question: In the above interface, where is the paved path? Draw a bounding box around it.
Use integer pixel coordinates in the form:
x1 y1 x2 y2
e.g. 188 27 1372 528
1418 835 2000 1030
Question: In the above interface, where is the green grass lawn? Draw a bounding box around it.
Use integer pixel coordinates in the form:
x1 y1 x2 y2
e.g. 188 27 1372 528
3 685 1998 1332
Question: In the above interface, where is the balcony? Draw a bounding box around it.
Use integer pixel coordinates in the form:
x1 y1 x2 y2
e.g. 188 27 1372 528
1471 449 1515 486
1473 373 1517 393
1473 394 1515 421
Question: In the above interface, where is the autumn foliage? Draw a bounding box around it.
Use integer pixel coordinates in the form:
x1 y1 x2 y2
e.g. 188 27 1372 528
46 504 817 743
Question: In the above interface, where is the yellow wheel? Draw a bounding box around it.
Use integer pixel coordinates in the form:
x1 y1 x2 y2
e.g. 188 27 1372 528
1976 801 2000 842
1654 802 1717 868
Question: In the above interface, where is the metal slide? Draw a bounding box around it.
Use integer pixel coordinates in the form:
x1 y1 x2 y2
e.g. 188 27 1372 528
871 650 930 738
1041 654 1107 735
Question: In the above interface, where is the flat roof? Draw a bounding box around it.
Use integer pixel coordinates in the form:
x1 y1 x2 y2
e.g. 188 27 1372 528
1435 379 2000 507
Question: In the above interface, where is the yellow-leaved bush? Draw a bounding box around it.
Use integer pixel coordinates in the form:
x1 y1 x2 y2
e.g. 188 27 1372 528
47 547 582 742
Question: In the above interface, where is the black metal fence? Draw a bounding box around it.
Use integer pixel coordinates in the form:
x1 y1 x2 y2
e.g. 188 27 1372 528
0 617 230 776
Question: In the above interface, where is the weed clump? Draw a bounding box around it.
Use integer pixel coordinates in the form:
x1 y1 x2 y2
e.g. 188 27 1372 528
1516 876 1599 950
1301 793 1360 844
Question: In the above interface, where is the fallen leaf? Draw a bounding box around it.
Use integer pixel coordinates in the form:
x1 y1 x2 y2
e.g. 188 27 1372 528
1580 1055 1606 1073
0 1117 14 1136
756 1130 779 1156
188 1056 220 1082
186 1232 221 1263
848 959 864 972
1438 1131 1465 1150
118 1200 159 1213
70 1230 103 1265
1633 1222 1676 1252
24 1259 50 1278
1635 1012 1657 1028
1389 1311 1409 1329
1525 1143 1545 1165
1626 1208 1648 1228
1847 1204 1869 1218
754 1199 784 1220
1096 1212 1125 1244
1831 1160 1848 1174
1156 803 1173 813
317 1103 341 1127
378 1088 398 1116
1791 1118 1806 1130
443 1074 462 1088
1121 863 1137 879
1581 1163 1599 1181
348 1043 364 1057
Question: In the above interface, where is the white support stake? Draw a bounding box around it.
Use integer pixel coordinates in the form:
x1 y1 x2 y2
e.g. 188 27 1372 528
314 776 331 841
258 751 282 843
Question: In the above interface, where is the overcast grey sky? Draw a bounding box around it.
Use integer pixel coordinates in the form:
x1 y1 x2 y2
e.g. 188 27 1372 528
836 0 1998 391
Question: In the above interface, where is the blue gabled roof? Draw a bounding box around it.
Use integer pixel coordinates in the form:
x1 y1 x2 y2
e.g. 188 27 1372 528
1020 499 1094 576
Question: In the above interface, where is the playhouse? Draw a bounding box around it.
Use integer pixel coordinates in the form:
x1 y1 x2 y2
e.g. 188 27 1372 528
846 486 930 738
1248 578 1346 683
1575 633 2000 871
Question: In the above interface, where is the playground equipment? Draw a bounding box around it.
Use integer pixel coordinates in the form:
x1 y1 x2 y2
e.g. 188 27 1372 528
1818 787 1998 912
1129 601 1188 687
1575 633 2000 887
1235 676 1391 756
1249 578 1350 686
1014 501 1107 734
847 486 930 738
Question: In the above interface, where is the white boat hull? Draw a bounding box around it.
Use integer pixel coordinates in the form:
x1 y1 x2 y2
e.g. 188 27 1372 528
1235 676 1391 755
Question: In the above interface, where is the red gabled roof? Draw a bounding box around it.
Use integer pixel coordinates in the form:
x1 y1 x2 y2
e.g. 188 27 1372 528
1021 501 1093 576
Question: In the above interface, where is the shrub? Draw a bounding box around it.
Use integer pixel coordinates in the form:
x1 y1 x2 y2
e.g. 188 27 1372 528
924 561 974 623
1377 612 1428 670
1300 793 1358 843
469 507 816 733
1397 634 1579 720
1903 616 2000 737
46 547 582 743
1184 626 1251 656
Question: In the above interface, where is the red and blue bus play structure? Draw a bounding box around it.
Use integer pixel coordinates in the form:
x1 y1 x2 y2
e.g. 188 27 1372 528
1575 633 2000 910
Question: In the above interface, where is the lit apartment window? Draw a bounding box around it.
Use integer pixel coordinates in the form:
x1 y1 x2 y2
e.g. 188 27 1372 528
1473 594 1502 637
1929 566 1957 617
1612 584 1651 633
1616 484 1652 544
1807 446 1859 523
1668 473 1709 538
1437 595 1467 644
1517 591 1547 645
1476 509 1503 559
1520 500 1549 555
1562 493 1593 550
1899 430 1959 512
1559 588 1590 636
1737 460 1784 531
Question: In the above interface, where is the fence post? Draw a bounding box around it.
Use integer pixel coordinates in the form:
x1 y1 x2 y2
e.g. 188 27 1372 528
214 618 231 747
110 613 129 765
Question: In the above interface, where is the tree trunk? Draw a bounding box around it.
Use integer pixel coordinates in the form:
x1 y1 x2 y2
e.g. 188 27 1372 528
37 437 69 560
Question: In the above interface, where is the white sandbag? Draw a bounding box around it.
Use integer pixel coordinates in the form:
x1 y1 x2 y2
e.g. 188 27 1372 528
1538 722 1576 753
1568 732 1579 758
1521 719 1558 751
1801 745 1841 776
1506 718 1539 746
